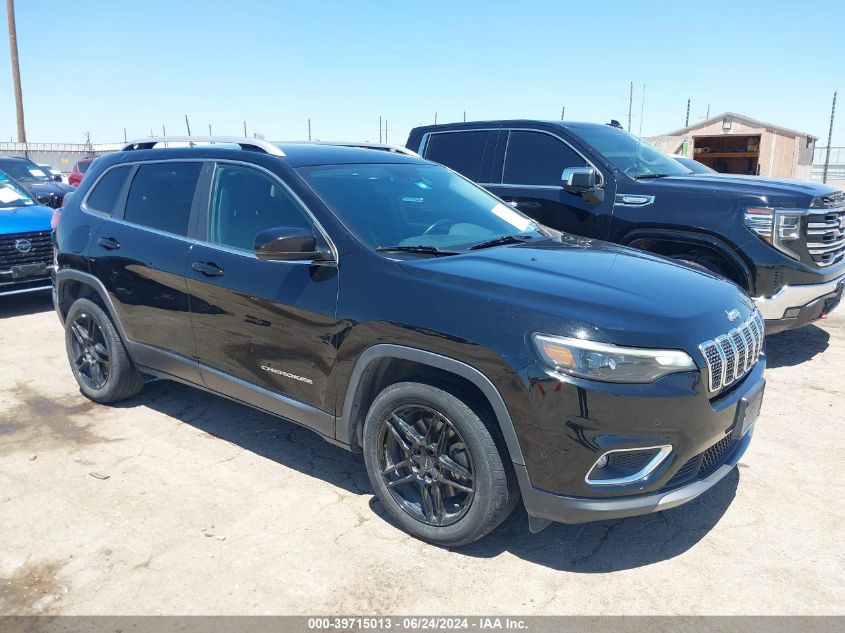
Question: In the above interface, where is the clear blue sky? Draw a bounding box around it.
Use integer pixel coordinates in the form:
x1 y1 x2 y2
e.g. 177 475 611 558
2 0 842 146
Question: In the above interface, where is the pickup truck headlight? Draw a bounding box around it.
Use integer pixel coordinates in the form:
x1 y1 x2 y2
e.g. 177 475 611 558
744 207 802 260
532 334 696 383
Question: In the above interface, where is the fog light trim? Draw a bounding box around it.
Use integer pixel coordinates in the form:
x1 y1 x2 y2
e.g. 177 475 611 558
585 445 673 486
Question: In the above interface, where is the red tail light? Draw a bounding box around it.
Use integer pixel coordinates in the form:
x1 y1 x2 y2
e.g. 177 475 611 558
51 208 61 230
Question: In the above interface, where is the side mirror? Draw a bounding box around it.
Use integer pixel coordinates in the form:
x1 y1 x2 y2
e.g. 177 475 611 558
53 175 63 182
253 227 332 262
562 167 598 191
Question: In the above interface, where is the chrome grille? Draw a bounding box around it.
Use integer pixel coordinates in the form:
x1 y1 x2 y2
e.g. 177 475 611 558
806 206 845 268
699 311 764 393
0 231 53 270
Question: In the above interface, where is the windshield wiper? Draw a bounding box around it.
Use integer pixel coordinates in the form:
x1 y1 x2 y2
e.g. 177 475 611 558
375 245 456 256
634 173 670 180
468 234 536 251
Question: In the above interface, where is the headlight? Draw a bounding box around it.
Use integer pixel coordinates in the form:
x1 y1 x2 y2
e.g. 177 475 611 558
744 207 802 260
532 334 697 383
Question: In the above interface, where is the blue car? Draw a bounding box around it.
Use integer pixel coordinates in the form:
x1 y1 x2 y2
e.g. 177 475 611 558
0 169 55 297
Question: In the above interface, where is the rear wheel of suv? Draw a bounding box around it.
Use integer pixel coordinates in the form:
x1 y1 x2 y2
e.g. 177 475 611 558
362 380 516 546
64 298 144 404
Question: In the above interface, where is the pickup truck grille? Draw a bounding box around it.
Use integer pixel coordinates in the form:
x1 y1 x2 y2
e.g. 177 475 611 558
807 206 845 267
0 230 53 270
699 311 764 393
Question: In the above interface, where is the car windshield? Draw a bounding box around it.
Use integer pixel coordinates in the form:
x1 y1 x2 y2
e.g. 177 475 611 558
0 171 36 207
575 125 692 179
78 160 92 173
297 163 546 253
0 159 50 183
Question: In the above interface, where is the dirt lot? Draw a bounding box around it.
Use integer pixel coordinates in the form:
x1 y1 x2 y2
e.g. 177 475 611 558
0 292 843 615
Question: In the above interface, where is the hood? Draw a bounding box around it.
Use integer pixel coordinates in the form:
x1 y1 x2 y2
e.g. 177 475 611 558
640 173 838 206
400 236 755 351
26 181 74 196
0 204 54 233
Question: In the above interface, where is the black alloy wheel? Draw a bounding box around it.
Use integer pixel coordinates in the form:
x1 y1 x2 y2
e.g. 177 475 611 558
379 404 475 527
68 312 111 390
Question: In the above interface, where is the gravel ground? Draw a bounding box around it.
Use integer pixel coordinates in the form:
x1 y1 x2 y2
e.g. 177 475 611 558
0 292 843 615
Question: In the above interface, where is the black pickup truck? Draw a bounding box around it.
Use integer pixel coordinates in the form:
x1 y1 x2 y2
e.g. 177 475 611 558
407 121 845 333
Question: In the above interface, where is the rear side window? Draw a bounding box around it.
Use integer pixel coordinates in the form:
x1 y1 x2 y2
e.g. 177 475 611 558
423 131 489 181
124 162 202 236
85 166 130 214
503 131 588 186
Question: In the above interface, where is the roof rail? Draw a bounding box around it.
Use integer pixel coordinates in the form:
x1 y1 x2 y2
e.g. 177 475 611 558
122 136 285 157
280 140 419 156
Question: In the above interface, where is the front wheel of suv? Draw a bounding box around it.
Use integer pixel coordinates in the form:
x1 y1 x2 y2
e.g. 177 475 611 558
64 298 144 404
362 380 517 546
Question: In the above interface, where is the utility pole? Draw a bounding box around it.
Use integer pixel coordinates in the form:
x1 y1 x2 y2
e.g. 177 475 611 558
243 121 247 137
560 106 565 121
463 110 466 122
627 82 633 132
706 104 710 119
184 115 192 136
208 124 212 135
162 124 166 137
685 98 690 127
6 0 26 143
379 115 382 143
308 118 311 141
123 128 127 143
823 91 837 184
638 84 646 137
434 112 438 124
384 119 387 144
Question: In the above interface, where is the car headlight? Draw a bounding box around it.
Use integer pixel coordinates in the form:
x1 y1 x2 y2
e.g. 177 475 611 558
532 334 697 383
743 207 802 260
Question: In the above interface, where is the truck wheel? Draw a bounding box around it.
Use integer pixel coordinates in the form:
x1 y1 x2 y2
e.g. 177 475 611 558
362 380 517 546
671 254 727 278
64 298 144 404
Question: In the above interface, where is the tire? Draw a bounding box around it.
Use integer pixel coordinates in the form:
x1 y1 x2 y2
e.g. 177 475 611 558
64 297 144 404
362 380 517 547
670 254 727 278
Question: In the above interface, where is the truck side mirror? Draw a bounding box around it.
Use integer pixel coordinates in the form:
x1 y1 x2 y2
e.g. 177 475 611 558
562 167 598 191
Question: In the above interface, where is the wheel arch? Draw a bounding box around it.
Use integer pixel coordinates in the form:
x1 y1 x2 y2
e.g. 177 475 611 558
337 345 525 467
622 229 752 290
55 270 129 344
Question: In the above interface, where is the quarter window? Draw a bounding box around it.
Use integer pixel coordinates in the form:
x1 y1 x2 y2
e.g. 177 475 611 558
209 163 313 252
124 162 202 236
423 131 490 181
85 166 131 214
503 131 588 186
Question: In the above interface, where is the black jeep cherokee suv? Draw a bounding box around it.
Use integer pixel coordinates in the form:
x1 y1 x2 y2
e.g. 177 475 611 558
53 136 765 545
407 121 845 334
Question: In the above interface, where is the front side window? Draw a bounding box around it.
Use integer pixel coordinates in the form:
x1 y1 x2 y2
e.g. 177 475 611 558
423 131 490 181
85 165 131 214
0 170 35 207
209 163 313 252
298 162 544 252
503 131 588 186
124 162 202 236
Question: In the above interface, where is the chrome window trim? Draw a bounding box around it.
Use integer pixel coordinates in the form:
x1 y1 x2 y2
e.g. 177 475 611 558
108 217 196 244
585 445 673 486
204 159 339 263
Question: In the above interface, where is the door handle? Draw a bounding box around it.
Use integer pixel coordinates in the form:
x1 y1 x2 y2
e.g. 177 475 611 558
191 261 225 277
96 236 120 250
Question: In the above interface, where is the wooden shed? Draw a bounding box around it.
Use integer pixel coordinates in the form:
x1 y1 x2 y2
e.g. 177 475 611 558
647 112 817 180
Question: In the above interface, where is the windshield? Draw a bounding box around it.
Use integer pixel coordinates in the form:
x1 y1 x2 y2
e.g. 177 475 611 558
297 163 546 252
575 126 692 179
0 159 49 183
0 171 36 207
78 160 92 173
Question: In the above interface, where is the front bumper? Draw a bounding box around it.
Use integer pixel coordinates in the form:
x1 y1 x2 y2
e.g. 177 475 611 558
518 424 753 528
754 272 845 333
